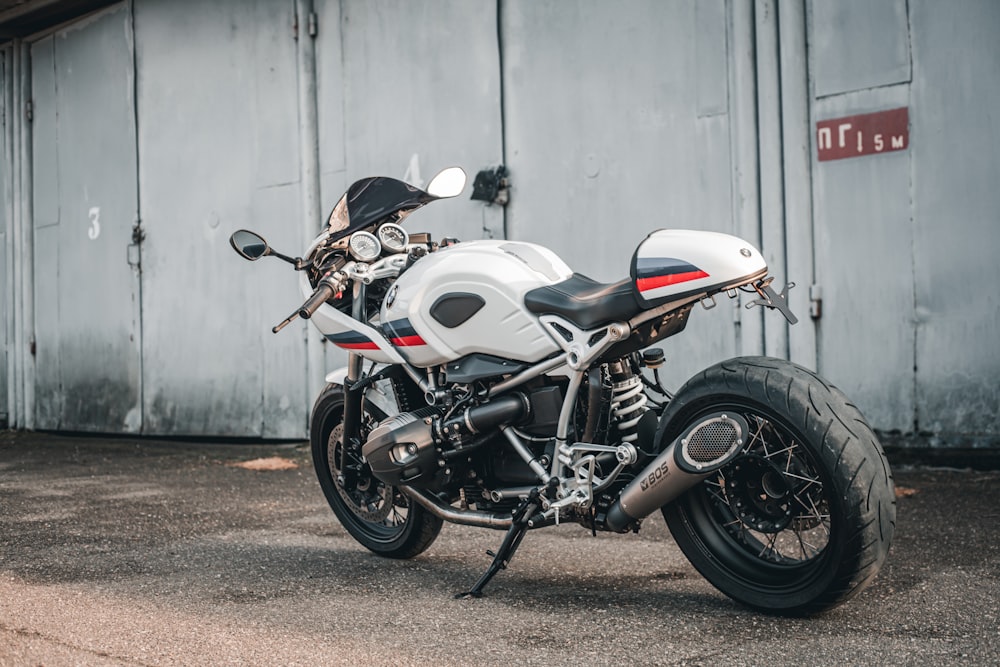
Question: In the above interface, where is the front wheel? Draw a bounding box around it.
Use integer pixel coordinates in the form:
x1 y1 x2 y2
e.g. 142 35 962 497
660 357 896 615
310 383 442 559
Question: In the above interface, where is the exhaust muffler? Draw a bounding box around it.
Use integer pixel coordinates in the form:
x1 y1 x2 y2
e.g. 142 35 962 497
605 411 750 532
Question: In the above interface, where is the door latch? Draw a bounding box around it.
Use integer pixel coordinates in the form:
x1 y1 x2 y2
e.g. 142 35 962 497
809 284 822 320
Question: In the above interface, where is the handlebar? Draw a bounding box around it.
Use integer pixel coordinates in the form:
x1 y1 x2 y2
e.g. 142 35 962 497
271 251 410 335
267 235 436 336
297 281 336 320
272 269 347 334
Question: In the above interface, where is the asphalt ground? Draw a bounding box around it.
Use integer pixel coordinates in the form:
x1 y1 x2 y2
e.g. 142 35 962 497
1 431 998 666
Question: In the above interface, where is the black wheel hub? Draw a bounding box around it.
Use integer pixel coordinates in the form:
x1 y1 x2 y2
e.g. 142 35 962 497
726 455 793 533
328 424 394 523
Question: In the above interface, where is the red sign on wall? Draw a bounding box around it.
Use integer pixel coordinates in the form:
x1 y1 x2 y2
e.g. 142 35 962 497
816 107 909 162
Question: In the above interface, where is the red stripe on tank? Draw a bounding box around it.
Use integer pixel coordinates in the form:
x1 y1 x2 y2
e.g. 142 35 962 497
335 341 380 350
390 335 426 347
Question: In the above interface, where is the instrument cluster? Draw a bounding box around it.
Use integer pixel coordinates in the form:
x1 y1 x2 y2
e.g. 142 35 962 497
347 223 410 262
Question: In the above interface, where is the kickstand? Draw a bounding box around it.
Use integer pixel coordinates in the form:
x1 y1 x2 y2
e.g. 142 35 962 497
455 489 540 599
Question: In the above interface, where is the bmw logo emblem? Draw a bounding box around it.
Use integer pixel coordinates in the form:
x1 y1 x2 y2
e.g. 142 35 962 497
740 248 752 258
386 284 398 308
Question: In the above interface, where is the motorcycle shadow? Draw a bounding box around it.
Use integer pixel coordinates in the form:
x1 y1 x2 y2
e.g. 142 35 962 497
168 522 729 613
380 529 731 614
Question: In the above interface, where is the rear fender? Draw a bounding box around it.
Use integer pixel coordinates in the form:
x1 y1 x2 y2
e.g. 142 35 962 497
631 230 768 307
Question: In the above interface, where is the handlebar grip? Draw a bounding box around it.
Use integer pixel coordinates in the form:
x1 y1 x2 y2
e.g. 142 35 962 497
298 282 336 319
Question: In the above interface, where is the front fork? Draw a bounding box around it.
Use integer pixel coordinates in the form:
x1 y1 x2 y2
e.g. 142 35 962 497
340 282 368 481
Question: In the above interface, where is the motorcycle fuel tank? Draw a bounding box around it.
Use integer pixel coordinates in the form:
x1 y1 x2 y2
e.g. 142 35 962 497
380 240 573 367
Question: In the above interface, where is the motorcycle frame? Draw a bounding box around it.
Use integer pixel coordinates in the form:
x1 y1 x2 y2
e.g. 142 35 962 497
339 285 734 521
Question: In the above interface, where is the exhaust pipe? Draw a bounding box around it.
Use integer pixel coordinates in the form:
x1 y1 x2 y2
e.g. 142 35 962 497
400 485 513 529
605 411 749 532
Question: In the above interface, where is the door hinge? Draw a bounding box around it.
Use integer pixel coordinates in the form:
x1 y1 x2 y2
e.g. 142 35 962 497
128 218 144 268
293 11 318 39
809 284 822 320
25 99 33 122
131 218 145 245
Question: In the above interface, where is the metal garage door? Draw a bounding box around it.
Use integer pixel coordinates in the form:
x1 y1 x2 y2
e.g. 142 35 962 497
30 3 143 433
315 0 505 242
134 0 306 437
27 0 310 437
501 0 753 385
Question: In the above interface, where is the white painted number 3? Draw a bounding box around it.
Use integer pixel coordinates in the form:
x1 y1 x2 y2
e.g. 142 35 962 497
88 206 101 240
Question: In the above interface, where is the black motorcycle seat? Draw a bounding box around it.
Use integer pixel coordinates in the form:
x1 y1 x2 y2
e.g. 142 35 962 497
523 273 642 330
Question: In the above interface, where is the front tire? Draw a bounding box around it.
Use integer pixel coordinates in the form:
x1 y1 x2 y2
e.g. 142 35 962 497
660 357 896 615
310 383 442 559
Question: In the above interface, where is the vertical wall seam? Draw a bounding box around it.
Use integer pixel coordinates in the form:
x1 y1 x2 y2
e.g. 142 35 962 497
337 0 347 182
905 0 918 433
746 0 762 353
750 6 762 249
18 40 35 429
728 0 763 357
3 46 14 425
773 0 789 359
803 0 822 375
50 33 62 428
778 0 816 369
748 0 763 356
129 0 144 434
10 42 21 428
774 0 789 298
296 0 324 436
755 0 787 357
802 0 817 353
496 0 508 239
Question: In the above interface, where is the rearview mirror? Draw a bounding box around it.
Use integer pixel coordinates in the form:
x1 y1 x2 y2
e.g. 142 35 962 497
230 230 269 261
426 167 467 199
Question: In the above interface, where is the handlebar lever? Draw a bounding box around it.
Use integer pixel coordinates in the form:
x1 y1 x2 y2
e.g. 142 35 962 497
272 276 341 334
272 311 300 334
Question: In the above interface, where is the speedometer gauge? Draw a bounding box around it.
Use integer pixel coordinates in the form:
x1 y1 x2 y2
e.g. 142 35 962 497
377 223 409 253
348 231 381 261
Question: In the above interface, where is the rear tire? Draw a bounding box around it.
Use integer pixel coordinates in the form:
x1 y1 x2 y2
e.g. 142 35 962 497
310 383 442 559
660 357 895 615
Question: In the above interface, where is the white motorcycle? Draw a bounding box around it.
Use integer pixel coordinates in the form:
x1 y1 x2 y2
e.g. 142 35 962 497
230 166 895 614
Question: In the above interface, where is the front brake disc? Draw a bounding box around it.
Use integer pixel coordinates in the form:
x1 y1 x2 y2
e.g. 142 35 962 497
328 423 393 523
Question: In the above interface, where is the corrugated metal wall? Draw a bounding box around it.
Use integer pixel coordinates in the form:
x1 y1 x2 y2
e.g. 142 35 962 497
1 0 998 445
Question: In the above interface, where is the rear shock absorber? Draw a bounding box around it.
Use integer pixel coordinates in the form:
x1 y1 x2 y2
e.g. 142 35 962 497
607 358 648 444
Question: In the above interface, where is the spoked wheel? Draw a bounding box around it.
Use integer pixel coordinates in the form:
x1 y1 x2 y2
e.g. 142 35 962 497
661 357 895 615
311 384 442 558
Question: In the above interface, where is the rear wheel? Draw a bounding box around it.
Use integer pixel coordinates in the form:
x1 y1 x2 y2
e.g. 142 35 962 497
661 357 895 615
310 384 442 558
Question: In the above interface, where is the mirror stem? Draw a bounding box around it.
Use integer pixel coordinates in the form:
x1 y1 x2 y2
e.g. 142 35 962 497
269 249 303 267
